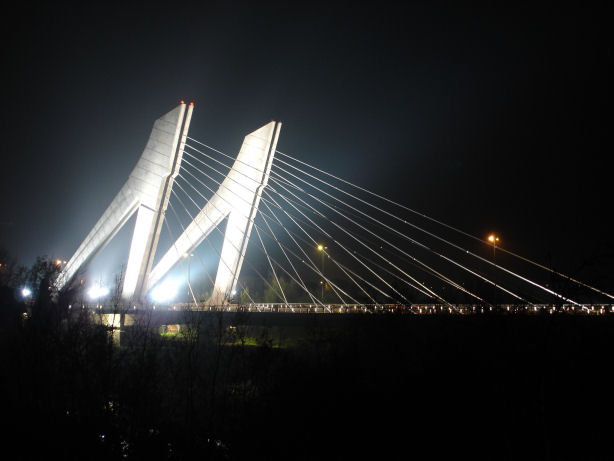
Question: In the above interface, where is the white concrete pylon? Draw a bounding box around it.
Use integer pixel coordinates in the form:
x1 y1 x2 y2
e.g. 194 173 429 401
148 121 281 305
55 102 193 303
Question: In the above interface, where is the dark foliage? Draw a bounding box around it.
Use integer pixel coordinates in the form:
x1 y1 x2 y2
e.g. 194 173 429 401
0 258 612 460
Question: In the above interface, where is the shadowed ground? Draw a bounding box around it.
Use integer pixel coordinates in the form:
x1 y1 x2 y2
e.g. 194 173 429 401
1 304 611 460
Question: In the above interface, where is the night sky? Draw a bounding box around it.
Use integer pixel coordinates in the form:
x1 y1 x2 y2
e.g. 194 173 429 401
1 2 610 287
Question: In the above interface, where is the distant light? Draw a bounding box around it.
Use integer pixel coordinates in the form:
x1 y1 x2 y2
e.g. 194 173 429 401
151 279 180 303
21 287 32 298
88 286 109 300
317 244 324 251
231 290 237 296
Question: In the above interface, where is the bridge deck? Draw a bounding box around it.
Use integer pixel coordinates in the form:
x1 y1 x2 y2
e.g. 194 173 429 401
84 302 614 315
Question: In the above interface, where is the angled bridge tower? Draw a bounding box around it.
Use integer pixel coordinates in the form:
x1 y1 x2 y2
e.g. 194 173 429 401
149 121 281 305
56 102 193 303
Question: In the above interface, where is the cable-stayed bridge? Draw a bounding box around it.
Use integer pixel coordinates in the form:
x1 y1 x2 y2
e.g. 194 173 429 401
55 103 614 314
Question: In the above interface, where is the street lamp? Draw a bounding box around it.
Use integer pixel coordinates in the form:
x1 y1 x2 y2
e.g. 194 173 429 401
317 244 326 303
487 234 500 308
487 234 500 259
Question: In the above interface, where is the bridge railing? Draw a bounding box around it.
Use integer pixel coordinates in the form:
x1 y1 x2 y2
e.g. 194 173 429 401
80 302 614 315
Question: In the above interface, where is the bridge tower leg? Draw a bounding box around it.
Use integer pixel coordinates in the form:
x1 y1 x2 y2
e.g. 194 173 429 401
56 102 193 304
148 121 281 305
122 104 193 302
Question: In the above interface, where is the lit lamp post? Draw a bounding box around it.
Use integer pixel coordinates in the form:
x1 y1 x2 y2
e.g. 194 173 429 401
488 234 500 260
317 244 326 303
487 234 500 308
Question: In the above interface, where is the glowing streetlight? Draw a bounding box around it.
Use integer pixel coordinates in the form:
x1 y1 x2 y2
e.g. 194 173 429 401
317 244 327 302
487 234 500 306
21 287 32 298
487 234 500 259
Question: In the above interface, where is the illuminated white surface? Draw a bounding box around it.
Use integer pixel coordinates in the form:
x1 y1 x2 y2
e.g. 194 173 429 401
149 121 281 305
56 103 193 303
88 286 109 300
150 279 180 303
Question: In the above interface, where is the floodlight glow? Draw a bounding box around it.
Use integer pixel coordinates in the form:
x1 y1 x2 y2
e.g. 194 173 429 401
21 287 32 298
88 286 109 300
150 279 180 303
